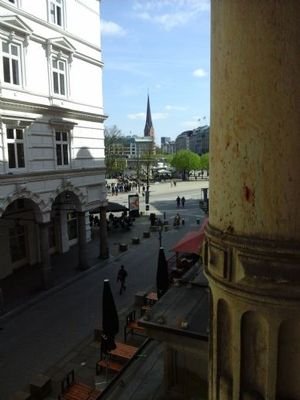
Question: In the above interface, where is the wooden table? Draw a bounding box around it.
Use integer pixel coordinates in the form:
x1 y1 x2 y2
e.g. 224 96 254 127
109 342 138 361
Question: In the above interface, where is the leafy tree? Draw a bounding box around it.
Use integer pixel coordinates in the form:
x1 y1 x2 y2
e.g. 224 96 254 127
200 152 209 175
104 125 127 177
171 150 201 180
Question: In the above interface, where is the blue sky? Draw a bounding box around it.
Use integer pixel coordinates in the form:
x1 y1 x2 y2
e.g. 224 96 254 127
100 0 211 145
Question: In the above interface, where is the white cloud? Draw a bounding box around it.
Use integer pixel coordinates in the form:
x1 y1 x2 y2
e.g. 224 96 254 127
193 68 207 78
101 20 126 37
128 113 146 120
165 105 187 111
152 112 168 120
127 112 168 121
133 0 210 30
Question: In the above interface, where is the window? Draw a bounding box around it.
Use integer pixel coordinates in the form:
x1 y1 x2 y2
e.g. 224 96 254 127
52 57 66 95
55 131 69 166
6 128 25 169
2 41 21 85
49 0 64 27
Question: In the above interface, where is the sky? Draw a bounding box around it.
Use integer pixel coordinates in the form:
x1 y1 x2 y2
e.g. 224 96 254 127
100 0 211 145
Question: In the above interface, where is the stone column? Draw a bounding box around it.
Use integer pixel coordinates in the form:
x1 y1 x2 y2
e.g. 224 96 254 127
99 206 109 259
78 212 89 270
39 222 53 289
206 2 300 399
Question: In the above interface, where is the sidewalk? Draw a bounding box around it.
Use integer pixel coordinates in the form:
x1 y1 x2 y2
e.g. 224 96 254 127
0 179 208 319
0 214 151 320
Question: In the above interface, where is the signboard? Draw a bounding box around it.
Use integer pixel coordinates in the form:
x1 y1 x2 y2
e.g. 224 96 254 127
128 194 140 217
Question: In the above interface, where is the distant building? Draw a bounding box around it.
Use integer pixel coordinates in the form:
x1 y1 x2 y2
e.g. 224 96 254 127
161 137 176 154
175 126 209 154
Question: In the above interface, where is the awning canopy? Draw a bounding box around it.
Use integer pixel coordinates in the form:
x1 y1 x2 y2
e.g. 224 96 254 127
90 202 129 213
171 217 208 254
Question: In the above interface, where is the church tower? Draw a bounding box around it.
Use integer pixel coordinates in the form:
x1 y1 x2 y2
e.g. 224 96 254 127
144 95 155 138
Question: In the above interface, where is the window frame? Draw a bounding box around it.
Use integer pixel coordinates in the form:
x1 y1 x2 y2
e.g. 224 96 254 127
48 0 65 28
6 126 26 170
55 130 70 168
1 39 23 87
51 56 67 96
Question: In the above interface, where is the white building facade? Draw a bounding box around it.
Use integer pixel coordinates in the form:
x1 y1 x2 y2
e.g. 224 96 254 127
0 0 107 286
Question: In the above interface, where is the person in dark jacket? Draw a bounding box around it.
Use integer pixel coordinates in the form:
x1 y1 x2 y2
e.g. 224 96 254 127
181 196 185 208
117 265 128 294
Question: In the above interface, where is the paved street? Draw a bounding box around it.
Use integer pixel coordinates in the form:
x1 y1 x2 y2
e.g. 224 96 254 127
0 180 208 399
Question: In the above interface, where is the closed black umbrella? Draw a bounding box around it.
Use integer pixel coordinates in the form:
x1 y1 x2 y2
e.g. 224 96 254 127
156 247 169 299
102 279 119 353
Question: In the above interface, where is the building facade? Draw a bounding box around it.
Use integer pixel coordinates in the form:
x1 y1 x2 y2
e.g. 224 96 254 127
0 0 107 286
175 126 209 155
161 136 176 154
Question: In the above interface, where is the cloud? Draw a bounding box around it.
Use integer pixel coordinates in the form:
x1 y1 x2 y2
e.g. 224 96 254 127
152 112 168 120
165 105 187 111
132 0 210 30
128 113 146 120
193 68 207 78
127 112 168 120
101 20 126 37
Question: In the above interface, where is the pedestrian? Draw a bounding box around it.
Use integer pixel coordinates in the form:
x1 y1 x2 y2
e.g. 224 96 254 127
181 196 185 208
176 196 180 208
117 265 128 295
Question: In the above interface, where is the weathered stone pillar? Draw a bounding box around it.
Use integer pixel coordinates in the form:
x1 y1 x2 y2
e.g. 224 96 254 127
206 2 300 399
99 206 109 259
39 222 53 289
78 212 89 270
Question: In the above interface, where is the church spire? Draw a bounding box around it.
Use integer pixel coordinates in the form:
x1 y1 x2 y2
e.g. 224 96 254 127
144 94 155 137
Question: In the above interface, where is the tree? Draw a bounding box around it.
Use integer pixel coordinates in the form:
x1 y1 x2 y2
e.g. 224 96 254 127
171 150 201 180
104 125 127 178
200 152 209 175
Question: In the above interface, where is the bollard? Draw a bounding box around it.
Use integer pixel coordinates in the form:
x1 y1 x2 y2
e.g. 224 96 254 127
119 243 128 252
182 218 185 225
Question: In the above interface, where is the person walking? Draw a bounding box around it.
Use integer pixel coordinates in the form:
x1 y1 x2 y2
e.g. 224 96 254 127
117 265 128 295
176 196 180 208
181 196 185 208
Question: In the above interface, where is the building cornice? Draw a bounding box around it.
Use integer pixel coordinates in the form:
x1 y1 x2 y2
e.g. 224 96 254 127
0 98 108 122
0 167 106 186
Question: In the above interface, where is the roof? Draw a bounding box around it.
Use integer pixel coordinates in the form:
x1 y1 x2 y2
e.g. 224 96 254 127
140 266 209 341
171 217 208 254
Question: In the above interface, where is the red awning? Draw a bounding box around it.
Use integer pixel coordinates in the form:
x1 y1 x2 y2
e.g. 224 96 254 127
171 217 208 254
